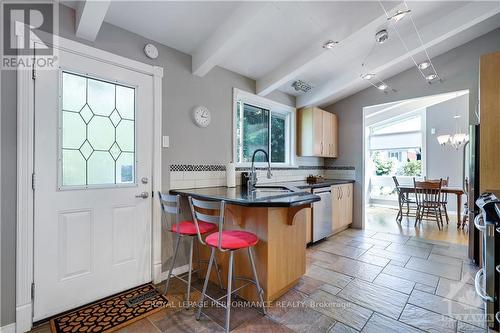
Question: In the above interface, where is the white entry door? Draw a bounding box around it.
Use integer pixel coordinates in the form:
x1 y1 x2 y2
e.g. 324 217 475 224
33 48 154 321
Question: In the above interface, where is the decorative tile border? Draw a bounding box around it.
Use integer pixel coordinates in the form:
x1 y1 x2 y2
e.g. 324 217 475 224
169 164 356 190
170 164 226 172
169 164 355 172
324 166 355 170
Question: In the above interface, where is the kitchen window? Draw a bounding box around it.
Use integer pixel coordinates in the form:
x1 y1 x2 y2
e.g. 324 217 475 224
233 89 295 166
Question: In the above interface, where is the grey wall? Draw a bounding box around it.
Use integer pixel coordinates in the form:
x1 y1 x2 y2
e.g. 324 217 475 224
0 4 297 326
324 28 500 228
1 70 17 326
54 5 297 191
426 94 469 211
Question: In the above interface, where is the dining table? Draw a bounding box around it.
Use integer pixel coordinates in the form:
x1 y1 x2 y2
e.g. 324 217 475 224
398 185 465 228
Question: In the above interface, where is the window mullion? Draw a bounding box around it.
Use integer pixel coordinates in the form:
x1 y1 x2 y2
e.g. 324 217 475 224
268 111 272 162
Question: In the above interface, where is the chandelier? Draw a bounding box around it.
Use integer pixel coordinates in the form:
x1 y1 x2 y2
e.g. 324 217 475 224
437 115 469 149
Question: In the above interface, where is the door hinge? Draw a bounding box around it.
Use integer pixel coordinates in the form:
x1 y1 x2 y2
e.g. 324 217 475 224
31 282 35 300
31 173 36 190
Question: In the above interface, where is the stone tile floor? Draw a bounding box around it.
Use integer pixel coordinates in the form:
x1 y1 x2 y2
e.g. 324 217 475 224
31 229 489 333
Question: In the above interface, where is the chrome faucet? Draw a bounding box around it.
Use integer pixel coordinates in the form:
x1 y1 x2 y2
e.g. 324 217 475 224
248 149 273 189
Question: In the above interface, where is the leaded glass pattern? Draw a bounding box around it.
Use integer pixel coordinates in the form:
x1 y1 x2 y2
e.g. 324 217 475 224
61 72 136 187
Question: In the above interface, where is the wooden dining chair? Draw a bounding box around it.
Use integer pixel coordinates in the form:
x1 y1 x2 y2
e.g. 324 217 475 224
393 176 415 222
424 177 450 224
413 178 444 230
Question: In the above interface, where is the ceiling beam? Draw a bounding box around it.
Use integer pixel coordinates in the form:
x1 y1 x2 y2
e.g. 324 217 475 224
297 1 500 108
75 0 111 42
256 3 402 97
192 2 267 77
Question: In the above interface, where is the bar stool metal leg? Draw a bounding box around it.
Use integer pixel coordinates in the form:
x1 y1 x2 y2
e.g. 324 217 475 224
213 256 224 290
225 251 234 333
248 247 266 315
164 235 181 295
197 247 215 321
186 237 194 308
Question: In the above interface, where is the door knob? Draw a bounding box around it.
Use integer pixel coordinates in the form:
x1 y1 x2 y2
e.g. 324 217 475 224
135 191 149 199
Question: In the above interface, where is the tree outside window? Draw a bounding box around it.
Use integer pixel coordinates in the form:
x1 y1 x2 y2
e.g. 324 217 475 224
236 101 288 164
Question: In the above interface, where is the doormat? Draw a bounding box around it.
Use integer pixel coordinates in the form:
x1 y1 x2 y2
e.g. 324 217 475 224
50 283 168 333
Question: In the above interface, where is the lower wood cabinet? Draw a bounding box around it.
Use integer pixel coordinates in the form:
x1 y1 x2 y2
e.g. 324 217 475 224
305 207 312 244
332 183 353 234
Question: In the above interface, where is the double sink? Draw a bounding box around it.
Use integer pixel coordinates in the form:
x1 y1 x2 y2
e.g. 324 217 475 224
250 184 305 199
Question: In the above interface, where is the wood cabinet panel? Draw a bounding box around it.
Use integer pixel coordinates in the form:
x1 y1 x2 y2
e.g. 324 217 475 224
480 51 500 192
344 183 353 226
331 185 342 233
323 112 332 157
331 114 338 157
297 107 338 158
331 184 353 234
312 108 323 155
305 207 312 244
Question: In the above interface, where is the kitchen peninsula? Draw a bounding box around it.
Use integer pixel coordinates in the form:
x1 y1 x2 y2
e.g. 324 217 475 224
170 178 354 302
170 184 320 302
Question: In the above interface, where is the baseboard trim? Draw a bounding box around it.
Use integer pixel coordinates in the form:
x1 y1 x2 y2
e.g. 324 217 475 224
0 323 16 333
153 262 163 284
15 303 32 333
159 264 190 282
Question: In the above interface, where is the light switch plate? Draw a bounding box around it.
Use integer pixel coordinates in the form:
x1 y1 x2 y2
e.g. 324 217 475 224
162 136 169 148
431 128 436 135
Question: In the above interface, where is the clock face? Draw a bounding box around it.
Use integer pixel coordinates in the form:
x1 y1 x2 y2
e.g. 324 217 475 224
193 106 211 128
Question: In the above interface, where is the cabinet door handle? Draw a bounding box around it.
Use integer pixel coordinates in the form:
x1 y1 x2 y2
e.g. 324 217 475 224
321 142 323 155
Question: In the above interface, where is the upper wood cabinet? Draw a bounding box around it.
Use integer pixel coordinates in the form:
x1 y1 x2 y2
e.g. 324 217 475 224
480 51 500 192
297 107 338 157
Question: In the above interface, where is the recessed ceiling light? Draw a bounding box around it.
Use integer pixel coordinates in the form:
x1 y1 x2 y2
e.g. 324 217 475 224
418 61 431 70
388 9 411 22
323 40 338 49
377 83 388 90
426 74 438 81
361 73 375 80
375 30 389 44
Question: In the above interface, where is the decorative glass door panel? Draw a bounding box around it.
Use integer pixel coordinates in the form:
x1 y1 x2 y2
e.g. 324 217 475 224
60 71 136 187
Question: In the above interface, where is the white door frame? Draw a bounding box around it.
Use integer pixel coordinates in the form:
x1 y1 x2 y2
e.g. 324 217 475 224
16 36 164 333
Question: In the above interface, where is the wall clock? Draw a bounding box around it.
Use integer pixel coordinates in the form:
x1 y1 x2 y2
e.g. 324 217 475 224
193 106 211 128
144 43 158 59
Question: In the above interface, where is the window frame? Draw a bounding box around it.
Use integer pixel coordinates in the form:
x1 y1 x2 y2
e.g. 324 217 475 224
57 68 139 190
367 109 427 179
232 88 296 167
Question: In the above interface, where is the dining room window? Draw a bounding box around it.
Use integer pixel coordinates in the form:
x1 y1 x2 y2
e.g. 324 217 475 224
233 89 295 166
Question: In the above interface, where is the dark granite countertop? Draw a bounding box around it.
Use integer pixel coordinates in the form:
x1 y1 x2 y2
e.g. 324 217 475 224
282 179 355 190
170 179 354 207
170 185 321 207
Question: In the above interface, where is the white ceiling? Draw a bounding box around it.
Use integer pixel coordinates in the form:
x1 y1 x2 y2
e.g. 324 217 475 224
63 1 500 107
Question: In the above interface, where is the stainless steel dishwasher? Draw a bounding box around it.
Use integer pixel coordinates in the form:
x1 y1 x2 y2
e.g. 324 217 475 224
312 187 333 242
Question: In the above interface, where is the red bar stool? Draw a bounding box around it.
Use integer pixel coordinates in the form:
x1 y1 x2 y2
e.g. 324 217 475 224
188 197 266 333
158 193 223 306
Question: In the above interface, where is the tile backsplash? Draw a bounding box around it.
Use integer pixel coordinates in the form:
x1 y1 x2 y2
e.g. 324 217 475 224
169 164 355 189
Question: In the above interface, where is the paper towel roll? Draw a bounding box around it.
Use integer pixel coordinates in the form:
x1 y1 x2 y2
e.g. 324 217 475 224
226 162 236 187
